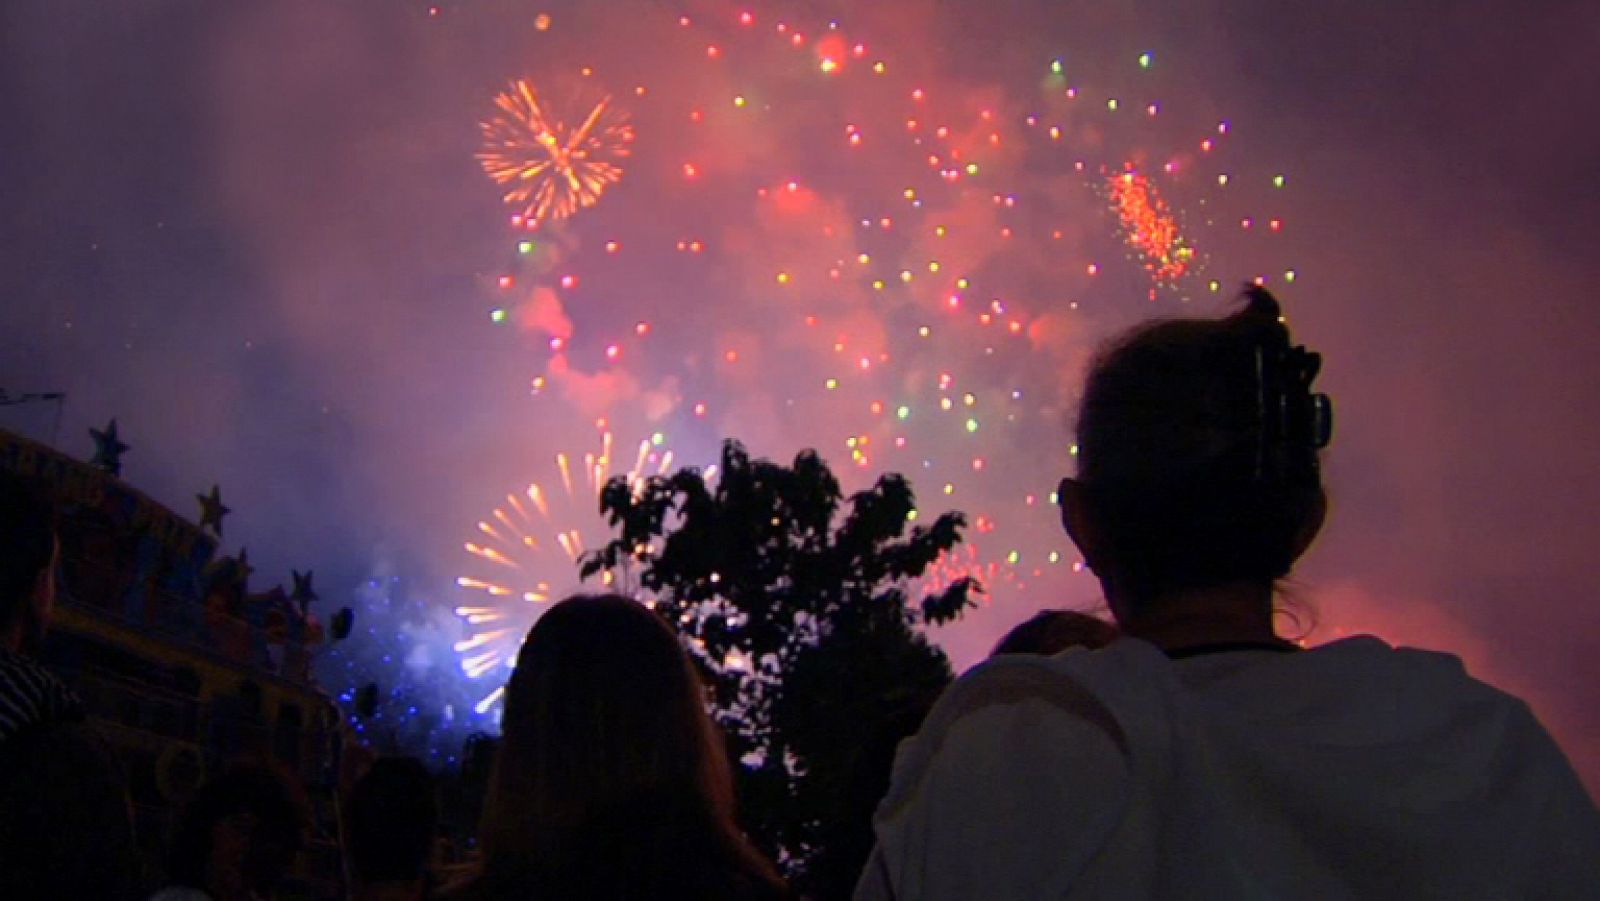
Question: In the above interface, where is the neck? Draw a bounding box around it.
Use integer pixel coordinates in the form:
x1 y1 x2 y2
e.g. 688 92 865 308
1111 580 1283 652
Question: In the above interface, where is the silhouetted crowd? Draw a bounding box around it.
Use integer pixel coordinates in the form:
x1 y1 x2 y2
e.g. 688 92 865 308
4 289 1598 899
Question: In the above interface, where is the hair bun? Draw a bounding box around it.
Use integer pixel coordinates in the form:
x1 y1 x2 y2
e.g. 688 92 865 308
1238 284 1283 325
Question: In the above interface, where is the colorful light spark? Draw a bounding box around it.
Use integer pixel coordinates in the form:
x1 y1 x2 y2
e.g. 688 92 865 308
1106 170 1195 283
463 6 1296 679
477 79 634 226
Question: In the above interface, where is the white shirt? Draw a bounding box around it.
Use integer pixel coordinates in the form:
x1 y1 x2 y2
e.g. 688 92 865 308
858 636 1600 899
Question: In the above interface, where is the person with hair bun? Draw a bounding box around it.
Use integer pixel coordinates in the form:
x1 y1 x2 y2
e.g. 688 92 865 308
857 288 1600 899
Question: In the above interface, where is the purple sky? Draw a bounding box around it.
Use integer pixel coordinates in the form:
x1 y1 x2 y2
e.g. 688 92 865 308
3 1 1596 787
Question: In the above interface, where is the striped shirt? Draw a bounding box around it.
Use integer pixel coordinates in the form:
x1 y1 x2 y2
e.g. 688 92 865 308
0 647 83 744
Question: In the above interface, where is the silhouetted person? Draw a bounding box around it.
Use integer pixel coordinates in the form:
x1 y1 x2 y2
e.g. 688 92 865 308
346 756 437 901
0 473 138 898
858 288 1600 898
154 762 310 901
990 609 1118 656
447 594 791 900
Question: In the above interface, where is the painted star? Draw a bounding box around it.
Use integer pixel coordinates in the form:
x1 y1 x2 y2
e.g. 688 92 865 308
89 418 130 476
291 569 318 614
197 484 230 537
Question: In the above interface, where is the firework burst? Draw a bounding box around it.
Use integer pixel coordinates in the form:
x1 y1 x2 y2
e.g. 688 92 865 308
1106 168 1196 284
477 9 1298 665
478 79 634 226
918 542 1013 601
453 432 688 713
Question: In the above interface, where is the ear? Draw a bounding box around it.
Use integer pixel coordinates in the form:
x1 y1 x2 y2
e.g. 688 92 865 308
1057 477 1105 570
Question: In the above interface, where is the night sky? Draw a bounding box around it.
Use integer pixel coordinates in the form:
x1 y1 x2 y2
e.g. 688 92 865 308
3 1 1597 786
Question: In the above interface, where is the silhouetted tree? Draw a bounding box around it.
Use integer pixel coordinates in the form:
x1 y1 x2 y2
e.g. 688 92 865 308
584 440 976 895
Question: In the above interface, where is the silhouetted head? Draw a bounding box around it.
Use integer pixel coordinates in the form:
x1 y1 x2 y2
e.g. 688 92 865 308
0 474 58 655
346 756 437 892
168 761 310 900
1060 287 1331 628
476 593 787 898
991 609 1119 656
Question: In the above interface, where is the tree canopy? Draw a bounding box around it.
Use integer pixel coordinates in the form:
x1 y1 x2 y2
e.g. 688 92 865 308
583 439 976 895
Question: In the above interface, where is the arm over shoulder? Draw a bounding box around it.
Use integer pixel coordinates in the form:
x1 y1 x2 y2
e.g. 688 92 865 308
860 661 1129 901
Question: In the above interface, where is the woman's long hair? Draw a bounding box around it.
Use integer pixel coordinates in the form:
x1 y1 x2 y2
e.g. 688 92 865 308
474 594 788 899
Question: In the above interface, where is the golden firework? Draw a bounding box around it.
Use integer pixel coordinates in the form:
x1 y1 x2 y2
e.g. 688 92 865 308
477 79 633 225
454 433 690 714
